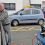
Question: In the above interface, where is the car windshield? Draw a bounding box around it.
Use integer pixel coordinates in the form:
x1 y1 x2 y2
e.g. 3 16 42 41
11 9 24 15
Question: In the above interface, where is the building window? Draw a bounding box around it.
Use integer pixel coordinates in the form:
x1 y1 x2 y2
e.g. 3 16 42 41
4 3 16 10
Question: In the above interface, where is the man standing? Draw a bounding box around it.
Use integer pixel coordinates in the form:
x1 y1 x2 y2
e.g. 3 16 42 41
0 3 11 45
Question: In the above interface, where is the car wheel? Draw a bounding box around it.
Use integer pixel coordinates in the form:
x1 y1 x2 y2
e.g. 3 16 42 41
38 20 44 25
12 20 19 26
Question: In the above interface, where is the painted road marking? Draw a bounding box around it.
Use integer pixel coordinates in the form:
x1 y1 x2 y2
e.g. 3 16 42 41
11 25 41 32
11 27 34 32
11 26 41 32
11 26 33 31
11 27 33 32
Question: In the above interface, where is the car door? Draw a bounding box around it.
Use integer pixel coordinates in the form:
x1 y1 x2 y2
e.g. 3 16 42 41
19 9 32 23
30 9 40 23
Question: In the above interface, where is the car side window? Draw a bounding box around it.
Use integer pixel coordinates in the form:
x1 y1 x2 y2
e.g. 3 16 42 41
32 9 40 14
24 10 31 15
19 9 31 15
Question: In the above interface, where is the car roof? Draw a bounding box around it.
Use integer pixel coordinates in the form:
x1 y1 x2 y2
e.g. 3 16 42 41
24 8 41 10
10 8 41 15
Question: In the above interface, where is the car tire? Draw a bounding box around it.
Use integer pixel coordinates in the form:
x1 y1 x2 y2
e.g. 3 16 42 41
11 20 19 26
38 19 44 25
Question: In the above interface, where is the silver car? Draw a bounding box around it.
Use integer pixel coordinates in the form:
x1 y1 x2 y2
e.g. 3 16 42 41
9 8 44 26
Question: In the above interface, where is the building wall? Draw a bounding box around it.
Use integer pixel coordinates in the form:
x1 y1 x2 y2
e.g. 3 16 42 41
41 0 45 7
0 0 23 15
23 0 30 8
23 0 42 8
31 0 41 4
30 0 41 8
0 0 16 3
16 0 23 11
0 0 44 14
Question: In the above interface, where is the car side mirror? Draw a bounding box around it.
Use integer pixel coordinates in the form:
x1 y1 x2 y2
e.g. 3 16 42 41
20 13 23 15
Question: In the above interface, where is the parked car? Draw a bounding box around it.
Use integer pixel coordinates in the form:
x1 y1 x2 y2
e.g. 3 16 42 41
9 8 44 26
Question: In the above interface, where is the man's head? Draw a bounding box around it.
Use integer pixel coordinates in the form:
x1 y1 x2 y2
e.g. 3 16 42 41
0 3 5 12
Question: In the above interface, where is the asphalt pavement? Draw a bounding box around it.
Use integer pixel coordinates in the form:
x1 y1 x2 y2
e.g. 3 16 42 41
0 25 42 45
11 30 39 45
11 25 41 45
